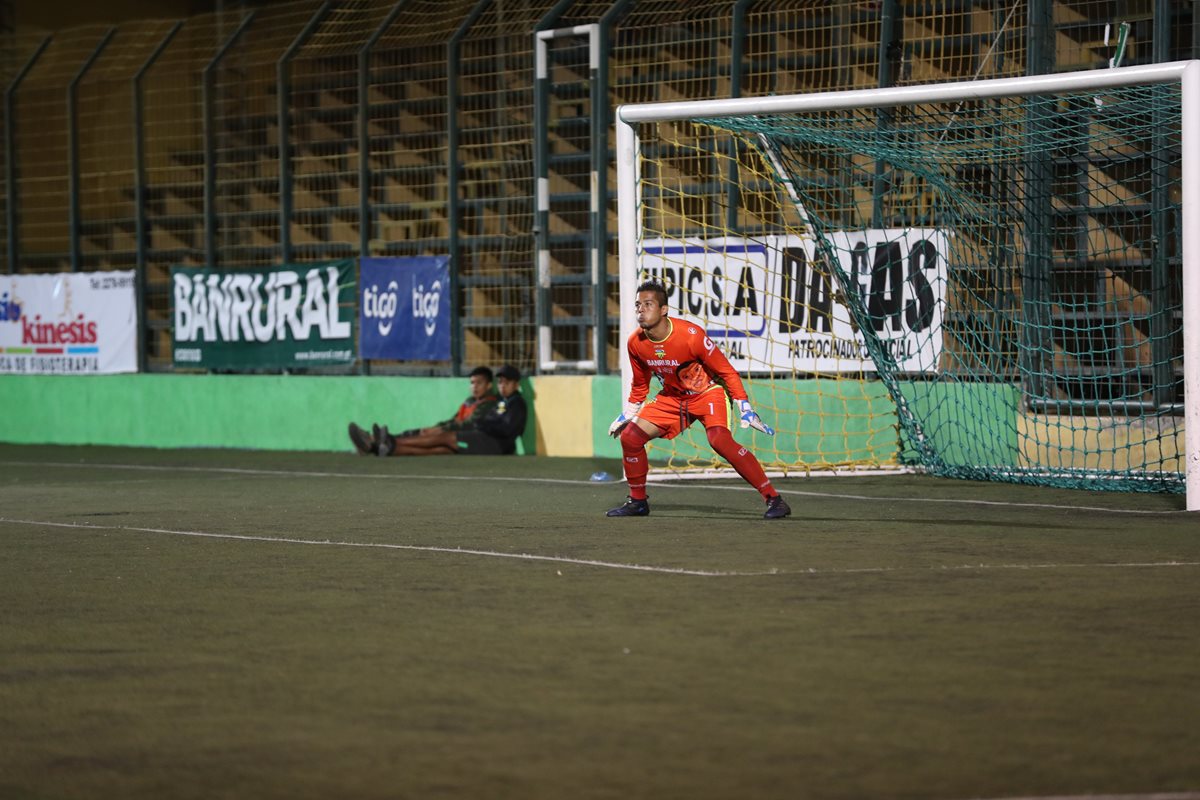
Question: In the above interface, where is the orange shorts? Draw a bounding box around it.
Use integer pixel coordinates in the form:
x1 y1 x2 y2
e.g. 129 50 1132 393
636 385 732 440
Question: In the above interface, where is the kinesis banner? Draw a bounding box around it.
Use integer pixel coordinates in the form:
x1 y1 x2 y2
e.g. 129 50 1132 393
172 261 355 369
359 256 450 361
0 271 137 375
640 231 949 374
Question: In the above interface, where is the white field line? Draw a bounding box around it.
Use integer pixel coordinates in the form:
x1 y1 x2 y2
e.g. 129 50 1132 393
974 794 1200 800
0 460 1188 516
0 517 770 577
647 467 911 479
1 516 1197 578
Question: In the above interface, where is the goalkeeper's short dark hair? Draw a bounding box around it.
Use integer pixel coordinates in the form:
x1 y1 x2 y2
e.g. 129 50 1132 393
469 366 494 382
636 280 668 307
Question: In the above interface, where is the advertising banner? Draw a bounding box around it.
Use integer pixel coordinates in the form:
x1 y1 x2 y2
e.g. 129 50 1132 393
359 256 450 361
640 231 949 374
172 261 355 370
0 271 137 375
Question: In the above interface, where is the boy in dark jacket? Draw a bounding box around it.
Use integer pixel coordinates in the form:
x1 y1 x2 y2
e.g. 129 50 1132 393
348 365 499 456
373 365 527 456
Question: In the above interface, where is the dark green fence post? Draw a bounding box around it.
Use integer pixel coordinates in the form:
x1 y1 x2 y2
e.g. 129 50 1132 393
1021 0 1054 403
1151 0 1174 407
586 21 607 374
595 0 636 374
68 27 116 272
133 21 185 372
872 0 900 228
447 0 493 378
278 1 332 265
358 1 408 260
1194 2 1200 58
202 11 257 269
4 35 51 274
356 1 408 377
727 0 752 234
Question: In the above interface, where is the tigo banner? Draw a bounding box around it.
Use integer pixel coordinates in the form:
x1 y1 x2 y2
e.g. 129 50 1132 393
359 256 450 361
172 261 355 370
0 271 137 374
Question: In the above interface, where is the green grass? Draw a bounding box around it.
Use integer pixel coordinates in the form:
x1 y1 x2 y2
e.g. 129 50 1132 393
1 444 1198 800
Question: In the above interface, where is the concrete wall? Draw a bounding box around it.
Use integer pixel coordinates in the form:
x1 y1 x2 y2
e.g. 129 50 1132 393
3 373 1023 465
0 373 625 457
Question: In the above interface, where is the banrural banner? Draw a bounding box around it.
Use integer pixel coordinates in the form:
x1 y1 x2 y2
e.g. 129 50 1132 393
359 256 450 361
172 261 354 370
639 231 949 374
0 271 137 375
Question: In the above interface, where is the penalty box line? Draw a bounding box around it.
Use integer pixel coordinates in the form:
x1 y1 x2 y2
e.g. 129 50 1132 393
973 793 1200 800
0 516 766 577
0 459 1187 516
2 516 1197 579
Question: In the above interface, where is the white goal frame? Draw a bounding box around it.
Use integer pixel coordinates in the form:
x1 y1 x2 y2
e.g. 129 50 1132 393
613 61 1200 511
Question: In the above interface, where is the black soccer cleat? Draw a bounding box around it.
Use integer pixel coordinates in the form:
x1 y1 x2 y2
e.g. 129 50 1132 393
348 423 377 456
763 494 791 519
375 425 395 457
606 496 650 517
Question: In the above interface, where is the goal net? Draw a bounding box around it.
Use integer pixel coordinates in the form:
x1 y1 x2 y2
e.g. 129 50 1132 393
615 63 1200 509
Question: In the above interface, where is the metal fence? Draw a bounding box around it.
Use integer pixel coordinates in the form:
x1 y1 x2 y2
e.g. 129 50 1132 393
1 0 1195 374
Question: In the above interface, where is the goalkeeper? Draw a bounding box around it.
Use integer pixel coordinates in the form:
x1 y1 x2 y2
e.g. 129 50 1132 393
606 280 790 519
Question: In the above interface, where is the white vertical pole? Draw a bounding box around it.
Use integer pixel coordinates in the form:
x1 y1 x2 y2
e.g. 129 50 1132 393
615 109 639 401
534 30 551 372
588 24 603 374
1182 61 1200 511
535 25 601 372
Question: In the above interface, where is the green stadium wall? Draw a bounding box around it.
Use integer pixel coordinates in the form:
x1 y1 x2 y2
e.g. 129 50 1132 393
0 375 1017 462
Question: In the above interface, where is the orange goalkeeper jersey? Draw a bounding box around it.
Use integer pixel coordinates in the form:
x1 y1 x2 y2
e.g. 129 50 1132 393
626 318 748 405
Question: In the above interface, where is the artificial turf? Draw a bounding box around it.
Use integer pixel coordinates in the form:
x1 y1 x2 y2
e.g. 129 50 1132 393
1 444 1197 800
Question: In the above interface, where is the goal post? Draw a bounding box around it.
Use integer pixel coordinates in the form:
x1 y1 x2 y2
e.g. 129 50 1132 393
614 61 1200 511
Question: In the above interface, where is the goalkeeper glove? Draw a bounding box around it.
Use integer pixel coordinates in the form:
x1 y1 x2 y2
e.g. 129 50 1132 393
609 402 643 438
738 399 775 436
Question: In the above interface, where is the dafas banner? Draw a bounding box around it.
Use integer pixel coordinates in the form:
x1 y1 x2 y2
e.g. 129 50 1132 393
172 262 355 370
639 231 948 374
